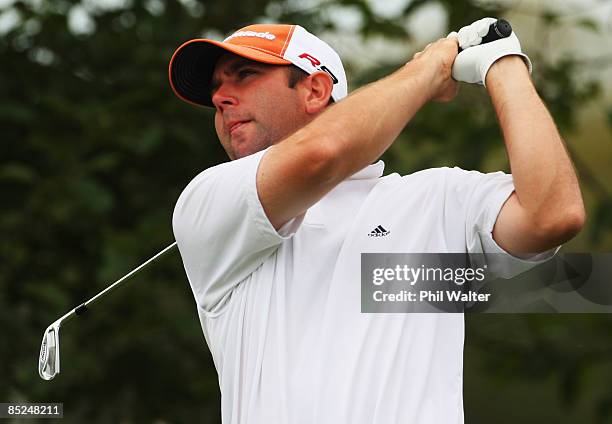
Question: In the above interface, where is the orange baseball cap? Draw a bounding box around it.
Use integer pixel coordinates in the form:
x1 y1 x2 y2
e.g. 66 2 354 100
168 24 347 108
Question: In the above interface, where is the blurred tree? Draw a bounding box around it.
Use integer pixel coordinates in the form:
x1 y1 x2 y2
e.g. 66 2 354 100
1 0 611 422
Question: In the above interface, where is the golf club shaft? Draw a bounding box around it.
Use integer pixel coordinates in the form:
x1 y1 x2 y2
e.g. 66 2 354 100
71 242 178 318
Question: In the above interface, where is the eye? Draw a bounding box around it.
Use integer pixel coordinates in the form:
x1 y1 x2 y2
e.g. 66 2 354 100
238 69 257 79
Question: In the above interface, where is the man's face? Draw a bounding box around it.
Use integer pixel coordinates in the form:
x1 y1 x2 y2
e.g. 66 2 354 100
211 53 310 160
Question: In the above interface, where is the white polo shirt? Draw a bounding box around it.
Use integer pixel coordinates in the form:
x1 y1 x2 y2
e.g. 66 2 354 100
173 148 558 424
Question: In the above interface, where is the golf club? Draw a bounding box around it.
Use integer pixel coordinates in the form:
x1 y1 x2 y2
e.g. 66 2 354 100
38 241 178 381
458 18 512 52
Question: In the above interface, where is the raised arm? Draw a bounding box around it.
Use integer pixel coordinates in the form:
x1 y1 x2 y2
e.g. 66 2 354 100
486 56 586 256
258 38 460 229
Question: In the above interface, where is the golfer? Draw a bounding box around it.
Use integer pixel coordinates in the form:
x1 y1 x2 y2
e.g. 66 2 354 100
168 19 584 423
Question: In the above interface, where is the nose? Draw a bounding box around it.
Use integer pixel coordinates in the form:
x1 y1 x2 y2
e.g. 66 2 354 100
211 82 238 112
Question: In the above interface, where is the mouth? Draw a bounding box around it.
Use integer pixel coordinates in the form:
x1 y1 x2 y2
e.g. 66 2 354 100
229 120 251 135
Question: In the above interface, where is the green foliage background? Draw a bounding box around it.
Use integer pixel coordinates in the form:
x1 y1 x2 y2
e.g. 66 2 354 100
1 0 611 422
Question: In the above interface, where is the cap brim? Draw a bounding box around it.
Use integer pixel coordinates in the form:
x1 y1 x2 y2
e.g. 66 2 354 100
169 39 292 108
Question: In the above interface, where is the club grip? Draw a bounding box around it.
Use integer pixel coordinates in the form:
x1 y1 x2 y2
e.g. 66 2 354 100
458 19 512 52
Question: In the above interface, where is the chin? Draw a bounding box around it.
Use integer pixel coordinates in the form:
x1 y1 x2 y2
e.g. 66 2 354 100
234 147 262 160
233 139 272 160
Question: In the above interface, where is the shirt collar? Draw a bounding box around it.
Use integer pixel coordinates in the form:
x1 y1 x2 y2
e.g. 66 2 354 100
348 160 385 180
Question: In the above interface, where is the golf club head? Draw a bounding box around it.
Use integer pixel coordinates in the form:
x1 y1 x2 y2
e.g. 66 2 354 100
36 242 178 381
39 321 61 380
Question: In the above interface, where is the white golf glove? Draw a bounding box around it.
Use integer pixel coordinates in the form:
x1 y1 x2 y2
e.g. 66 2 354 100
448 17 532 86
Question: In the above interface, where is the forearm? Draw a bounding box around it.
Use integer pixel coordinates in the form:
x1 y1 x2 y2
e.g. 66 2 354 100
257 38 457 229
486 56 585 233
294 60 436 184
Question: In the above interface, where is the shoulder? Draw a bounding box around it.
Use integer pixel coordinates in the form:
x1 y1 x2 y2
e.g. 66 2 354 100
380 166 462 189
172 162 225 217
175 150 268 208
396 166 502 181
172 150 269 231
411 166 513 193
445 166 510 180
377 166 512 200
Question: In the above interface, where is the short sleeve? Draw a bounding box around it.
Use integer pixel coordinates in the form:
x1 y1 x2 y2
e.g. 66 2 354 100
448 167 560 280
172 149 304 313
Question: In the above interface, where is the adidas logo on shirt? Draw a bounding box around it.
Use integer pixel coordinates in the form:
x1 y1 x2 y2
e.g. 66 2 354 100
368 225 390 237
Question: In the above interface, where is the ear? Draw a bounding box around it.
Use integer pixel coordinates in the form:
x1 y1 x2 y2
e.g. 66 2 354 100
301 71 333 115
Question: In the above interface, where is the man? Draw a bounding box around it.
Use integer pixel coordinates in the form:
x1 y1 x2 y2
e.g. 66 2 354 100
168 19 585 423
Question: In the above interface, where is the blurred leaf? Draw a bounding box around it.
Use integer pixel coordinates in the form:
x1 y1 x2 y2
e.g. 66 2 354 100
0 163 36 183
576 18 598 33
542 10 560 26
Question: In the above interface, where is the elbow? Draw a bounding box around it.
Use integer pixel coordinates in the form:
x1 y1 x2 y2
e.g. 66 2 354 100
555 207 586 242
562 205 587 240
536 202 586 244
299 132 343 186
